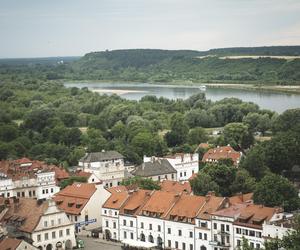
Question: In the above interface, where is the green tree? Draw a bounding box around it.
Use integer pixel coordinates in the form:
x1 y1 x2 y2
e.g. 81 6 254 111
187 127 208 145
230 169 256 195
253 173 300 212
223 122 254 149
189 173 220 196
121 176 161 190
165 113 189 147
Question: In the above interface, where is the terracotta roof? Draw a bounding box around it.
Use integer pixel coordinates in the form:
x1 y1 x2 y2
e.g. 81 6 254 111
80 151 124 163
188 172 198 181
120 190 153 215
202 146 241 165
1 198 48 233
103 188 129 210
74 170 92 178
160 180 192 194
198 194 227 220
0 238 23 250
132 159 176 177
51 166 70 180
53 183 96 215
212 203 248 219
229 193 253 205
167 194 206 220
107 186 129 194
140 191 179 217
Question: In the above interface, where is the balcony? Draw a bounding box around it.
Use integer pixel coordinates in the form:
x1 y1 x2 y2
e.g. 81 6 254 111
209 241 230 248
217 230 230 235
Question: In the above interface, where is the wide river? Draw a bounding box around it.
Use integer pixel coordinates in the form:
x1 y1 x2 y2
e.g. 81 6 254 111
64 82 300 113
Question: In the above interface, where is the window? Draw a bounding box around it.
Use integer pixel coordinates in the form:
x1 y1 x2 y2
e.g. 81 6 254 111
256 232 262 238
182 242 186 250
130 221 133 227
178 229 182 236
29 191 32 197
236 228 241 234
199 233 202 239
59 230 63 237
189 231 193 238
171 174 174 179
85 215 88 221
44 233 48 240
226 236 230 243
250 230 255 237
175 241 178 249
226 225 229 232
237 240 241 246
115 211 117 216
200 222 207 228
213 223 217 230
149 223 152 230
123 220 126 226
42 190 45 194
168 240 171 247
52 231 56 239
158 176 161 181
75 216 78 222
44 221 48 227
104 209 107 214
131 233 134 239
51 188 54 193
37 234 41 242
33 190 36 196
46 189 48 194
113 222 116 229
141 222 144 229
158 225 161 232
256 244 260 249
168 228 171 234
221 224 225 232
66 229 70 236
165 175 168 179
204 233 207 240
250 242 254 248
184 172 186 176
124 231 127 239
106 221 109 227
58 218 61 225
180 172 183 177
17 192 20 197
190 244 193 250
22 192 25 197
51 220 54 226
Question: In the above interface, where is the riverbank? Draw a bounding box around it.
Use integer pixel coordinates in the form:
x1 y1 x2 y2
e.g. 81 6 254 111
64 80 300 94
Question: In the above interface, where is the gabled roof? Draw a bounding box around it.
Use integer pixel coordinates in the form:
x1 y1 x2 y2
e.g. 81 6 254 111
140 191 179 217
229 193 253 205
202 146 241 165
120 190 153 215
132 159 176 177
198 195 227 220
212 203 248 219
103 189 129 210
0 238 22 250
1 198 48 233
160 180 191 194
167 194 206 219
53 183 97 215
80 151 124 163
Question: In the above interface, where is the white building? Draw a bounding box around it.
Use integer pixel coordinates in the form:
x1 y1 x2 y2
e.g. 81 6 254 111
0 158 60 200
143 153 199 182
0 197 76 250
101 188 293 250
78 151 127 187
53 182 110 235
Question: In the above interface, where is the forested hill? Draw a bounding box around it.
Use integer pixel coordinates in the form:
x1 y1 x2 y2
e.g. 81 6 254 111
1 46 300 84
70 47 300 84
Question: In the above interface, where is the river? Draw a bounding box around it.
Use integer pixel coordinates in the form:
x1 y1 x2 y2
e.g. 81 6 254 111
64 82 300 113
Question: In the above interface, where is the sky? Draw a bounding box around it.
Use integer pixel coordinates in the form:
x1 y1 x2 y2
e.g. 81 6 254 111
0 0 300 58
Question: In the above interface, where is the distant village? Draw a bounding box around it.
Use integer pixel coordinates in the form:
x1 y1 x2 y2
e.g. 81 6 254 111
0 145 296 250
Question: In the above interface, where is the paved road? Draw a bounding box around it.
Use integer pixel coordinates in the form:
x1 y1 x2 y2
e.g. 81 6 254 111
78 236 122 250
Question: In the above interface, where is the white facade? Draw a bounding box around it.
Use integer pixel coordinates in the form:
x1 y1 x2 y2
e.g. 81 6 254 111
33 200 76 250
165 153 199 182
79 155 126 188
195 219 212 250
102 208 121 240
0 171 59 200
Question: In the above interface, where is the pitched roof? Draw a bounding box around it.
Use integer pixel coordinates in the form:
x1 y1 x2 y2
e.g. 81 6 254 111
103 188 129 210
198 195 227 220
80 151 124 162
50 166 70 180
167 194 206 220
160 180 191 194
132 159 176 177
202 146 241 165
53 183 96 215
212 203 248 219
0 238 22 250
120 190 152 215
1 198 48 233
229 193 253 205
74 170 92 178
140 191 179 217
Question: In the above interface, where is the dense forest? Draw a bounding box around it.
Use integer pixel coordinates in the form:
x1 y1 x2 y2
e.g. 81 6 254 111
1 46 300 84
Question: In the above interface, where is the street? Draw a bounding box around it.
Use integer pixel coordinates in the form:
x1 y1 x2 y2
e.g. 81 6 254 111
78 236 122 250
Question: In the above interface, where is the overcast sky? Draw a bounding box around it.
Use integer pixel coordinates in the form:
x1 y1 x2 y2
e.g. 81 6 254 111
1 0 300 58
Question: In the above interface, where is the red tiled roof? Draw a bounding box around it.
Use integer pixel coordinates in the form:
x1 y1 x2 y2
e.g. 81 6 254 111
74 170 92 178
51 166 70 180
120 190 153 215
53 183 96 215
0 238 22 250
198 195 227 220
160 180 192 194
229 193 253 205
202 146 241 165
